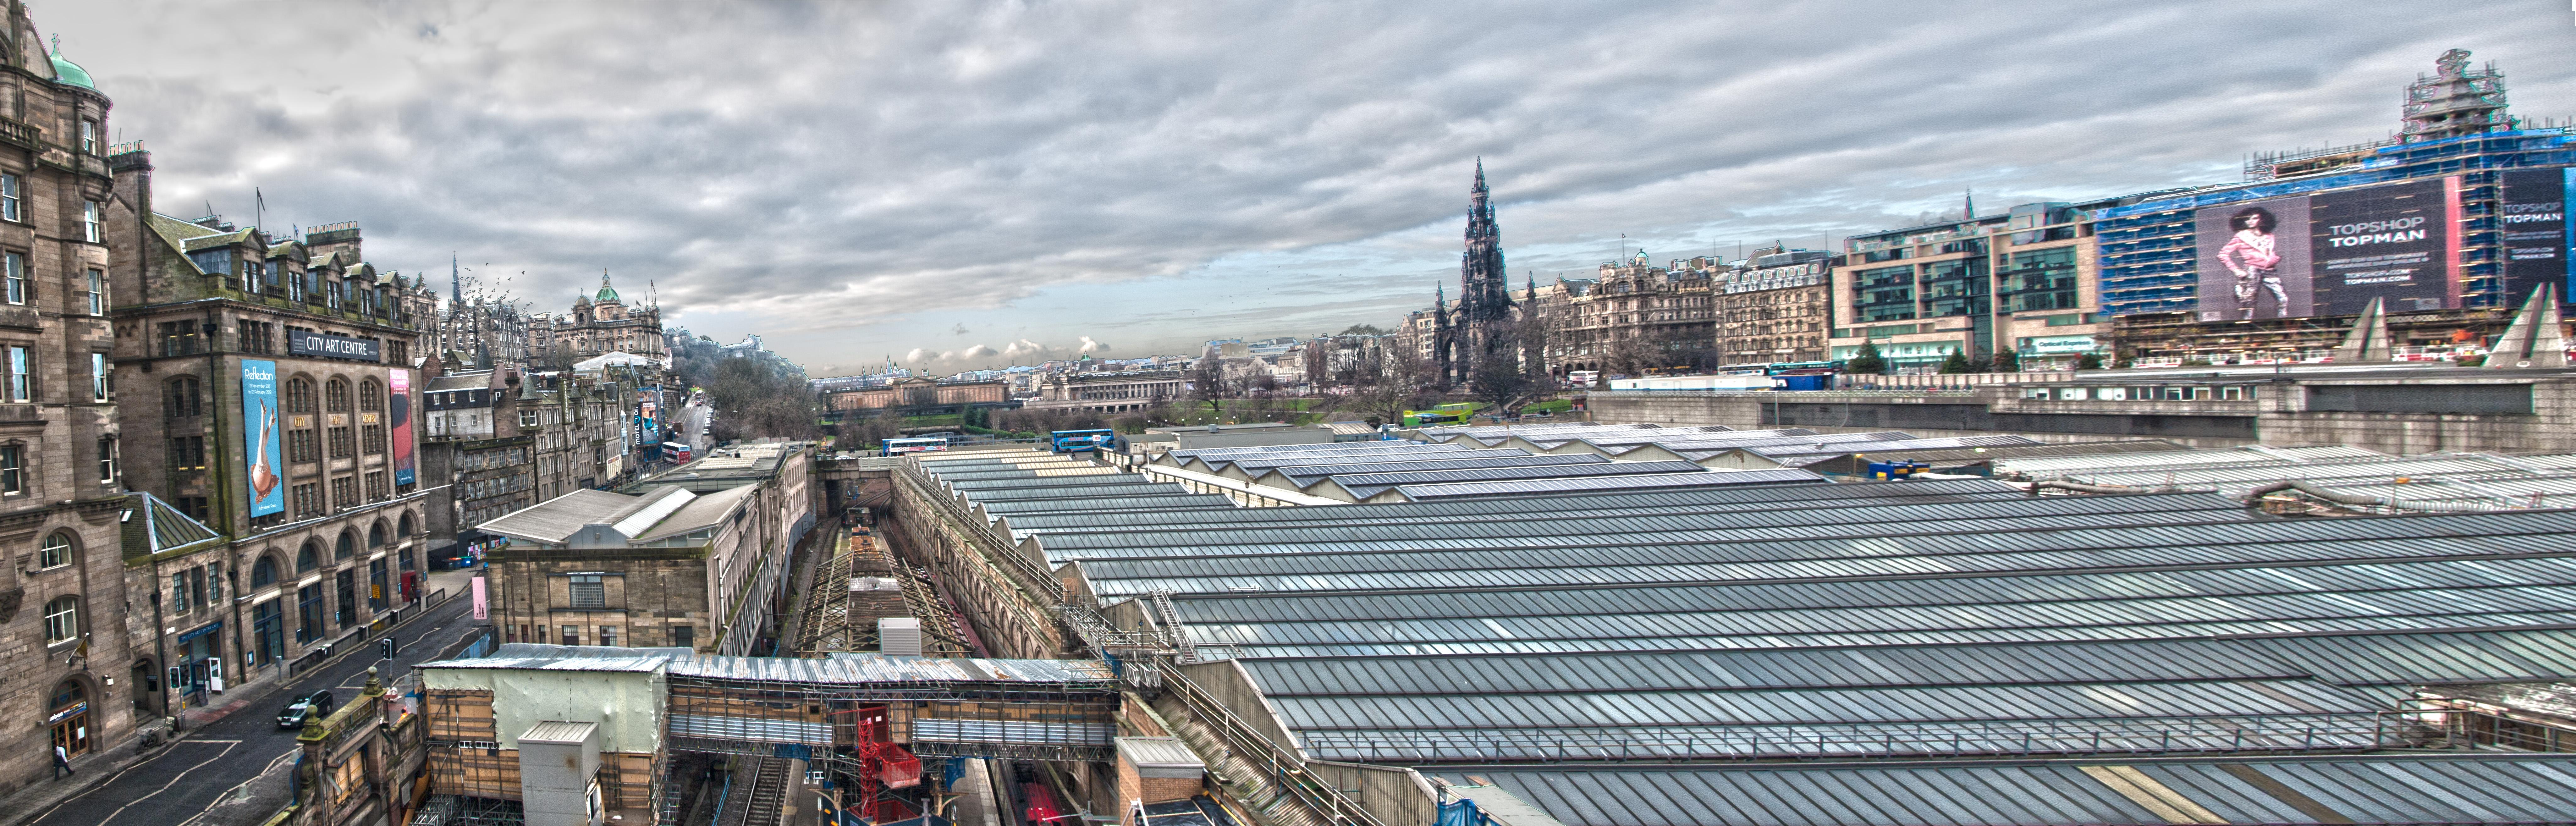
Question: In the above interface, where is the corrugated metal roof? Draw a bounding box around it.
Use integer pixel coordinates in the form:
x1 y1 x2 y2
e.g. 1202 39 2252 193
1322 460 1715 499
1263 453 1608 487
1393 470 1823 500
1446 754 2576 826
1999 444 2388 475
519 720 598 744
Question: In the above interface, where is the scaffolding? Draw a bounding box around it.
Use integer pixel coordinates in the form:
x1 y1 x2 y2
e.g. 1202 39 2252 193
2109 306 2513 362
655 654 1120 822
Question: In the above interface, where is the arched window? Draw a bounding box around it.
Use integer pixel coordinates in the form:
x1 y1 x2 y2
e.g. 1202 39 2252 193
284 377 316 414
335 531 355 559
39 532 72 569
252 555 279 587
165 376 202 417
297 543 319 572
360 379 384 412
325 379 352 412
368 522 385 548
398 512 415 538
43 596 77 643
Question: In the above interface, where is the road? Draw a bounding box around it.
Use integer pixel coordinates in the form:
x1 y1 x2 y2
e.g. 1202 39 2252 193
681 399 712 457
30 593 482 826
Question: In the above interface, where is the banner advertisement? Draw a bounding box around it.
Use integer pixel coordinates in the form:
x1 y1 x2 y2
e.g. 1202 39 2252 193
471 575 487 621
2195 177 2459 321
241 359 285 517
390 368 416 486
635 387 661 447
2501 168 2575 303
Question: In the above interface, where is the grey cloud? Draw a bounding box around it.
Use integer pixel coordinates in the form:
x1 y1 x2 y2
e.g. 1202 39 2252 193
46 1 2575 365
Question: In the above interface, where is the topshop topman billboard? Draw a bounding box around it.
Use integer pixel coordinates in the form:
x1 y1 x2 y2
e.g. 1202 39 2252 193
2195 177 2459 321
2502 168 2576 303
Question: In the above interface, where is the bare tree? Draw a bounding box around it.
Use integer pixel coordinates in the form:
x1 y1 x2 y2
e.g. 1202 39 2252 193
1188 357 1234 418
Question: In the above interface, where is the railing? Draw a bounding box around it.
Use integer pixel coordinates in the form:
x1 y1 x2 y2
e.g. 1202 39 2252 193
1296 714 2406 764
0 116 39 151
896 460 1062 598
1163 664 1388 826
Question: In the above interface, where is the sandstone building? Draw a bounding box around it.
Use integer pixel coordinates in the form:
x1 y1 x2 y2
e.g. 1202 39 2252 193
0 10 137 794
107 148 431 719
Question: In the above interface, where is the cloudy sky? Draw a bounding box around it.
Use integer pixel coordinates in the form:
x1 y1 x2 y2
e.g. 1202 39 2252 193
44 1 2576 375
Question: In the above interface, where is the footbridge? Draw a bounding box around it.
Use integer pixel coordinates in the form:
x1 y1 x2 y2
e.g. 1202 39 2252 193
419 644 1121 823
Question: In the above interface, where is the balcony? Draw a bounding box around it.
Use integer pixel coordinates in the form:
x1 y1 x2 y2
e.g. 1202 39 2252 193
0 117 39 152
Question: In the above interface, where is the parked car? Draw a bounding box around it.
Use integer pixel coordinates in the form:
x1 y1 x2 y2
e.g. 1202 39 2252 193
277 690 335 728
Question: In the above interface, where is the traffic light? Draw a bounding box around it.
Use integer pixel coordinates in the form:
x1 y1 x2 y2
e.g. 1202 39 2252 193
380 637 398 661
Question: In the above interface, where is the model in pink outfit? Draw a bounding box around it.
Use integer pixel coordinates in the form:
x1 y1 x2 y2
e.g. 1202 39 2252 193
2219 206 2288 319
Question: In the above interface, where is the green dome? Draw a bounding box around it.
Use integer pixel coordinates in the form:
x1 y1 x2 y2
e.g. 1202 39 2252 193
50 42 94 91
596 274 619 303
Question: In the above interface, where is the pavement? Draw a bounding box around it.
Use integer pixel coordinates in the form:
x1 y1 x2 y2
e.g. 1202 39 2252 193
11 581 487 826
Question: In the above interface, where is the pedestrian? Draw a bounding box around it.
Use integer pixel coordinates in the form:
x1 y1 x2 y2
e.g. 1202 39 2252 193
52 743 70 779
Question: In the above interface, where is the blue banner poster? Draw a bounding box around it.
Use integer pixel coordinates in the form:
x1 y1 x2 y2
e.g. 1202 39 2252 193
242 360 285 517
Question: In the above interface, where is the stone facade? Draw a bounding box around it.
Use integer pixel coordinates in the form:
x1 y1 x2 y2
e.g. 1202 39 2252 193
488 556 713 652
1713 247 1833 366
1551 252 1718 375
106 148 430 716
1022 370 1183 414
437 296 529 369
0 6 139 793
485 441 815 656
529 274 662 368
825 377 1008 417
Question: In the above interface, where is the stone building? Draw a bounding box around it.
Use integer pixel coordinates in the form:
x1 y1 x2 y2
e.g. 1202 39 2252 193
1550 252 1718 375
525 369 639 500
1712 245 1835 366
529 274 661 367
1021 370 1184 414
823 377 1007 420
418 365 538 557
438 297 529 369
480 441 814 655
1430 162 1518 386
106 148 431 716
0 11 139 793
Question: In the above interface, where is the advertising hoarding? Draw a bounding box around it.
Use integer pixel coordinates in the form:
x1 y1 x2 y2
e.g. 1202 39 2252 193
241 360 285 517
2501 168 2575 303
635 387 661 447
390 368 416 487
2195 177 2458 320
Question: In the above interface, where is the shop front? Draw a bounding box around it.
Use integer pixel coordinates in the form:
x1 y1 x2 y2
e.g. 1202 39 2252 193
174 621 225 708
46 680 89 758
